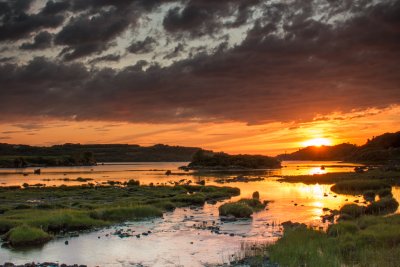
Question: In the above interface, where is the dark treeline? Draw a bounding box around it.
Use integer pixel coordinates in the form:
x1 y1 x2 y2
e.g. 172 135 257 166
0 143 200 168
278 131 400 163
188 149 281 169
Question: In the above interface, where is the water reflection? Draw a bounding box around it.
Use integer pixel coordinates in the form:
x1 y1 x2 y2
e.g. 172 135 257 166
0 161 395 266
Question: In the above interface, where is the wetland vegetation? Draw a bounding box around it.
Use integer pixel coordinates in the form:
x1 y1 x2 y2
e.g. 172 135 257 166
0 182 240 247
238 168 400 267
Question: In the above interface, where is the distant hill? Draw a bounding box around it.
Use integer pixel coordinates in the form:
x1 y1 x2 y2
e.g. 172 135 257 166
277 143 358 161
278 131 400 163
0 143 200 167
350 132 400 163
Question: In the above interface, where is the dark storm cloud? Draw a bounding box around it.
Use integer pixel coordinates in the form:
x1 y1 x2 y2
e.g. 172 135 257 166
0 0 64 41
0 0 399 124
127 37 157 54
54 8 132 61
41 0 70 15
20 31 52 50
163 0 260 37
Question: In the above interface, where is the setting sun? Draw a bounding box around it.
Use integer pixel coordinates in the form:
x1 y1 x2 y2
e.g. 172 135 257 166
302 137 333 147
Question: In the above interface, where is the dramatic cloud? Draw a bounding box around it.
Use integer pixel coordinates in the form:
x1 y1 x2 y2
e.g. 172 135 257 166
127 37 157 54
163 0 260 37
20 31 52 50
0 0 399 125
54 8 132 61
0 0 64 41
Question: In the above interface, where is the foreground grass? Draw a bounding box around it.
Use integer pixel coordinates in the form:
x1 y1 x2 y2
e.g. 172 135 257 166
265 214 400 267
0 183 240 247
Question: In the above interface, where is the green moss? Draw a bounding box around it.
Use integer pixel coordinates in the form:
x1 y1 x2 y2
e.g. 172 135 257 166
5 225 52 247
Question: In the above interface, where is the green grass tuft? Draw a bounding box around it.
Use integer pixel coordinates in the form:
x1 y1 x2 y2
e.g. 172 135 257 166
219 198 267 218
5 225 52 247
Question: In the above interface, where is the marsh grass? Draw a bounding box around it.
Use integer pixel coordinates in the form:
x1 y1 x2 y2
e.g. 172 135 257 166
219 198 267 218
0 184 240 247
219 202 253 218
5 225 52 247
365 196 399 215
339 204 365 219
331 179 390 194
89 206 163 221
255 214 400 267
279 170 400 185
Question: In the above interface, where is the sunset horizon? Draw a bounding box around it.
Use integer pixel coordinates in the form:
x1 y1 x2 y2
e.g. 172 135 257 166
1 0 400 266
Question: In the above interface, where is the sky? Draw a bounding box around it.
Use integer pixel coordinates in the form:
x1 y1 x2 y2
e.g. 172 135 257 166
0 0 399 155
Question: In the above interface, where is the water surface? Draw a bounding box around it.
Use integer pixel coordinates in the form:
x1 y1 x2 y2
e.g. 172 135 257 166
0 161 397 266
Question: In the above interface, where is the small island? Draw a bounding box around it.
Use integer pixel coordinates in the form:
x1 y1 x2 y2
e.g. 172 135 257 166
186 149 281 170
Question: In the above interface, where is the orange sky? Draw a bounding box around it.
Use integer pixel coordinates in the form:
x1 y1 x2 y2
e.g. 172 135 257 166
1 105 399 156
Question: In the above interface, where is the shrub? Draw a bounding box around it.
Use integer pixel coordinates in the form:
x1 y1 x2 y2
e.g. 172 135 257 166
5 225 52 247
252 191 260 200
239 198 266 211
219 203 253 218
365 197 399 215
363 190 376 201
126 179 140 186
339 204 365 219
377 188 392 198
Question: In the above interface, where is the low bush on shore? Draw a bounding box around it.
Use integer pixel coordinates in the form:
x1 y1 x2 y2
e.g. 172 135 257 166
219 195 267 218
219 202 254 218
4 225 52 247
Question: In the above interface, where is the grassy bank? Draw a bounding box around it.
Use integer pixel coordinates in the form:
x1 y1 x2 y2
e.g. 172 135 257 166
239 169 400 266
264 214 400 267
278 170 400 186
0 183 240 247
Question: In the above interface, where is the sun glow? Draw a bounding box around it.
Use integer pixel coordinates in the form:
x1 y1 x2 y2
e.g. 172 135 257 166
302 137 332 147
